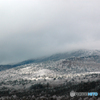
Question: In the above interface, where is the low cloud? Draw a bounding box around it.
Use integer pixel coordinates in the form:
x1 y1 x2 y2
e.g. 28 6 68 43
0 0 100 64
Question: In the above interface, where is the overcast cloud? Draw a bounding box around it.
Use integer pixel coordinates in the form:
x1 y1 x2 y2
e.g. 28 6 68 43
0 0 100 64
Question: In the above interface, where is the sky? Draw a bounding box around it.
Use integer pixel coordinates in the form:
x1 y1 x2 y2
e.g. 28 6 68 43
0 0 100 64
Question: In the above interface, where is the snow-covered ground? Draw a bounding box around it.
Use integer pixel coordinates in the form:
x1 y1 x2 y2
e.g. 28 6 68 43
0 57 100 91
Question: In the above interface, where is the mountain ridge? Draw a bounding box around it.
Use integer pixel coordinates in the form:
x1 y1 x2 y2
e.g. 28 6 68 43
0 49 100 71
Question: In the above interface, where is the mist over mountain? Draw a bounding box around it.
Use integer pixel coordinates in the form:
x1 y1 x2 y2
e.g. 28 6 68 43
0 49 100 71
1 0 100 65
1 0 100 99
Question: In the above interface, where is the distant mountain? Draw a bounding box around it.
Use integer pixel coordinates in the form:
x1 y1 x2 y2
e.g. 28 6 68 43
12 49 100 65
0 49 100 71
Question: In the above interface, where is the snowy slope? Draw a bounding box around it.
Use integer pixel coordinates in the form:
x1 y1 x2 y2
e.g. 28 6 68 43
0 58 100 91
0 49 100 93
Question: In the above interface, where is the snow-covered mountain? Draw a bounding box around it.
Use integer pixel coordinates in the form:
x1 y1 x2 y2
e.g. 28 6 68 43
0 49 100 99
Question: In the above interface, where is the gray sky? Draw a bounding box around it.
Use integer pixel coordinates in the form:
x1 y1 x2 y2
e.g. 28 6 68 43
0 0 100 64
